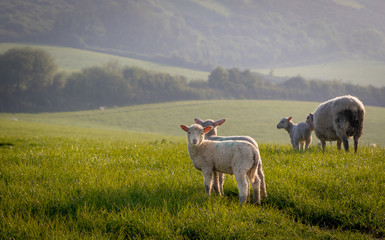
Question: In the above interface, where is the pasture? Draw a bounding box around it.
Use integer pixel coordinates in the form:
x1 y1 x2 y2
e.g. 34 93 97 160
1 100 384 239
1 100 384 146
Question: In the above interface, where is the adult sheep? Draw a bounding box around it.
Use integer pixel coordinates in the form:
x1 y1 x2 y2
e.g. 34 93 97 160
307 95 365 153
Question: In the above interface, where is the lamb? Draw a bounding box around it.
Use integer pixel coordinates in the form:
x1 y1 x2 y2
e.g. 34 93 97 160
306 95 365 153
194 118 258 147
180 124 267 204
194 118 259 196
276 117 312 151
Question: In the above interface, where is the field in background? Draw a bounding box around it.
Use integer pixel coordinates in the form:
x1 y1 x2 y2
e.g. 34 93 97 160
256 60 385 87
2 42 385 87
1 108 384 239
1 100 384 147
0 43 209 80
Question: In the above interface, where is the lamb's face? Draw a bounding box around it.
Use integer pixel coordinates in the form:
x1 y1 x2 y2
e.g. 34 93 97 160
277 118 289 129
194 118 225 138
306 114 314 130
188 125 206 146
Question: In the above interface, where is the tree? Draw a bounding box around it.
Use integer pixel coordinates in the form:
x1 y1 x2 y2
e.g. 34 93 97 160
0 47 57 94
0 47 58 111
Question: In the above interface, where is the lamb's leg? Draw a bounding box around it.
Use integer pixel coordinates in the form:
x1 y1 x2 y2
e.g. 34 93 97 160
305 137 311 150
293 140 299 150
300 142 305 151
258 164 267 199
218 172 225 196
212 172 221 195
251 174 261 205
235 173 249 205
202 170 214 196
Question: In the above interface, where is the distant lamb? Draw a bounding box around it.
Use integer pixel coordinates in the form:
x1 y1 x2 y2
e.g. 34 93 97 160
276 116 312 151
180 124 267 204
307 95 365 153
194 118 260 196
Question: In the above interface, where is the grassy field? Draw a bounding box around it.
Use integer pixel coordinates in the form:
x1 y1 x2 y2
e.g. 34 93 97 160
1 100 384 147
0 110 384 239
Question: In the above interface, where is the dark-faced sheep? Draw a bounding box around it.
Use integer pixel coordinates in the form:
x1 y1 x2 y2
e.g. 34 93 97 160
307 95 365 153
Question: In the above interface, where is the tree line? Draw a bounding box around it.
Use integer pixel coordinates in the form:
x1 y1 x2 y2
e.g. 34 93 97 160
0 48 384 113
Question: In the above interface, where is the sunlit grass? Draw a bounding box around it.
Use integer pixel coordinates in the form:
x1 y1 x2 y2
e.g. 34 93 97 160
0 132 383 239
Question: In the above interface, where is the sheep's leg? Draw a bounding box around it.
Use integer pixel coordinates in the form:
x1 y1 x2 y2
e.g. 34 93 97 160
202 170 214 196
305 137 311 150
293 140 299 150
342 137 349 152
337 139 342 150
299 142 305 151
212 172 221 195
354 135 359 154
218 173 225 196
235 173 249 205
258 164 267 199
251 174 261 205
246 178 251 201
321 140 326 151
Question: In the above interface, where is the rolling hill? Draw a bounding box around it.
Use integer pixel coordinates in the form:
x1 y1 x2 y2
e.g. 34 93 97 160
1 0 385 71
1 100 384 147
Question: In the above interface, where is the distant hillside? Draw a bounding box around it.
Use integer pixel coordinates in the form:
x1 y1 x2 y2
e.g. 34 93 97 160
1 100 384 146
1 0 385 69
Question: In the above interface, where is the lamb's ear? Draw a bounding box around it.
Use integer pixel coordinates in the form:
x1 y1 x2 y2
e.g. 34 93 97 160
180 125 189 132
204 126 213 133
214 118 226 127
288 116 293 121
194 118 203 124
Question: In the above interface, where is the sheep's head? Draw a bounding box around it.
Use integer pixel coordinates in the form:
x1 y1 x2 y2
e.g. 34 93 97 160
194 118 226 138
306 113 314 130
180 124 213 146
277 117 292 129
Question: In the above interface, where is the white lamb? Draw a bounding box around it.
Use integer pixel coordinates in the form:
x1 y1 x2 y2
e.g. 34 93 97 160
306 95 365 153
180 124 267 205
276 116 312 151
194 118 259 196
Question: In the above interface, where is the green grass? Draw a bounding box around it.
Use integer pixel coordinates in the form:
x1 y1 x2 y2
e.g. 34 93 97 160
1 100 384 147
0 119 384 239
0 42 209 80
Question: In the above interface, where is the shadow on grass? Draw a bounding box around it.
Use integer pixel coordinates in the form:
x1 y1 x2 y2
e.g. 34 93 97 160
42 183 208 219
0 142 14 147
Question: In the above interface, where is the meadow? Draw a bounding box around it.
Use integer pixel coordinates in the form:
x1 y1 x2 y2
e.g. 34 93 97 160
1 100 384 239
1 100 384 146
